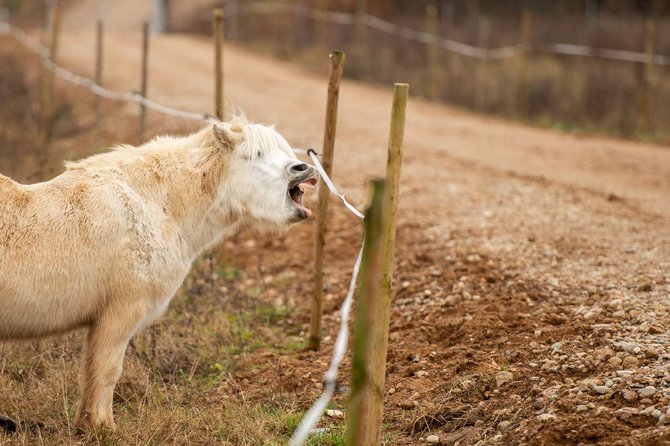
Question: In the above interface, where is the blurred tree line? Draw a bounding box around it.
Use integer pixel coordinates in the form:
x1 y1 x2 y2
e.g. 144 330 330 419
326 0 669 18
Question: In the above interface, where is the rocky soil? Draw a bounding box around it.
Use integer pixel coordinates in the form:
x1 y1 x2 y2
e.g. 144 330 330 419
1 0 669 443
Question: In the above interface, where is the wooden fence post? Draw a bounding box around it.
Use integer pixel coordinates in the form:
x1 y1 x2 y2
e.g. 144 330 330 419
95 19 104 148
150 0 167 33
43 3 60 146
309 51 346 351
314 0 324 49
516 9 531 118
640 19 655 133
441 0 454 31
139 21 149 141
345 179 386 446
229 0 239 40
214 9 225 120
425 4 439 100
474 15 490 111
355 0 367 45
355 0 368 74
41 0 54 47
359 82 408 445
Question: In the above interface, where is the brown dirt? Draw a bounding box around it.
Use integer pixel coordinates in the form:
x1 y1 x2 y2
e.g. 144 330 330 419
1 1 670 445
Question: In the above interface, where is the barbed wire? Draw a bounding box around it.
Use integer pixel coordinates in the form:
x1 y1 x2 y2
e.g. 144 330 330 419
0 20 218 124
0 17 366 444
2 1 667 442
222 1 669 65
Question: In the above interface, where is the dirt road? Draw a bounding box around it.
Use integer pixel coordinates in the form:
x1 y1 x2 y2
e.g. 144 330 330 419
4 1 669 444
57 9 670 222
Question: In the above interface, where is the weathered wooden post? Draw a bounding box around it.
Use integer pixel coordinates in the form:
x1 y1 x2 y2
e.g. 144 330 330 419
585 0 598 19
345 179 386 446
214 9 225 120
355 0 368 46
475 15 490 111
355 0 368 74
228 0 239 40
425 4 439 100
309 51 346 351
516 9 531 118
139 21 150 141
150 0 168 33
441 0 454 31
640 19 655 133
360 82 408 445
95 19 104 148
43 3 61 145
313 0 324 49
41 0 55 47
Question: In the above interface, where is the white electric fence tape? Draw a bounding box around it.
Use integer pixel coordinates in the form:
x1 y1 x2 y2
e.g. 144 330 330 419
286 149 365 446
2 3 668 66
3 4 666 443
307 149 366 221
218 2 669 65
0 21 220 124
0 18 367 444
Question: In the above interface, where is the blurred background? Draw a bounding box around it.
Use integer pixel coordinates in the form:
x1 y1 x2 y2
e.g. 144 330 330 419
161 0 670 142
2 0 669 142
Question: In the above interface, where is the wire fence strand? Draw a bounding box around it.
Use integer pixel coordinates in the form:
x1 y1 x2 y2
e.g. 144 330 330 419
217 1 670 65
0 16 366 444
0 20 219 124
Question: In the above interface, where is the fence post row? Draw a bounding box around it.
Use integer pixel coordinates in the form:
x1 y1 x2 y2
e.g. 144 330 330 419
139 21 150 141
345 178 386 446
95 19 104 148
310 50 346 351
214 9 225 120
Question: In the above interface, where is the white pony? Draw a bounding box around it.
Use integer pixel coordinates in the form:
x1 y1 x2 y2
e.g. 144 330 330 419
0 117 317 430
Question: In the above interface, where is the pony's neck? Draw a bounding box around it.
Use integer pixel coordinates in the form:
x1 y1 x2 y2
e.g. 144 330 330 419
119 130 240 261
182 195 241 260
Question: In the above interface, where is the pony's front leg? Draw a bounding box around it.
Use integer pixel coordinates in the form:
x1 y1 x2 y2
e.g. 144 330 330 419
74 302 144 431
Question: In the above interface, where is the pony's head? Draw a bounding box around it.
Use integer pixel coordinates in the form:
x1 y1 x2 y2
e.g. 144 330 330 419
209 118 318 233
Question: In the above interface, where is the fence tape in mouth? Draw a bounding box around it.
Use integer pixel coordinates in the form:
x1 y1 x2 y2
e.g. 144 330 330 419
307 149 365 221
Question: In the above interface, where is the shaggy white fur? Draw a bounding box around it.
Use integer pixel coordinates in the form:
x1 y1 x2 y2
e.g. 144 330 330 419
0 117 317 430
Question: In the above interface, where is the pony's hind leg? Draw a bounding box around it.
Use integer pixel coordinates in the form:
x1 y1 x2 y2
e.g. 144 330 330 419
74 302 144 431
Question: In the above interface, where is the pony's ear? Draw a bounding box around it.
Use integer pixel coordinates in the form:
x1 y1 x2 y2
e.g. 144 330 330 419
212 124 242 151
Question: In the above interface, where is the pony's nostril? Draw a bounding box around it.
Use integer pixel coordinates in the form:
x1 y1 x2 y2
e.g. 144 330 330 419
290 163 309 173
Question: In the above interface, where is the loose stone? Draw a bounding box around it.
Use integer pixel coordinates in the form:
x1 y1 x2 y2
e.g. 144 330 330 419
426 435 439 444
639 386 656 398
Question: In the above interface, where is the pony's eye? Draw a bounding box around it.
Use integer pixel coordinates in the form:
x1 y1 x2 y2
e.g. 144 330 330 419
256 151 262 158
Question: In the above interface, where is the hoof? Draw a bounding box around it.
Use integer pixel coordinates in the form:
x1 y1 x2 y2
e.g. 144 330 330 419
74 412 116 433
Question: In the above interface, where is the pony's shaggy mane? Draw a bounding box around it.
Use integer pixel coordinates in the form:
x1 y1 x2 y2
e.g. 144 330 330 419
241 122 294 161
64 115 294 172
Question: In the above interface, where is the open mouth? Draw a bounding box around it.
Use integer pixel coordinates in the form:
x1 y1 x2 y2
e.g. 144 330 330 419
288 177 317 218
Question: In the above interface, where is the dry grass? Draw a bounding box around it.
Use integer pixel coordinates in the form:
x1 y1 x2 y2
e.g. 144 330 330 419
0 43 350 445
0 248 345 445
